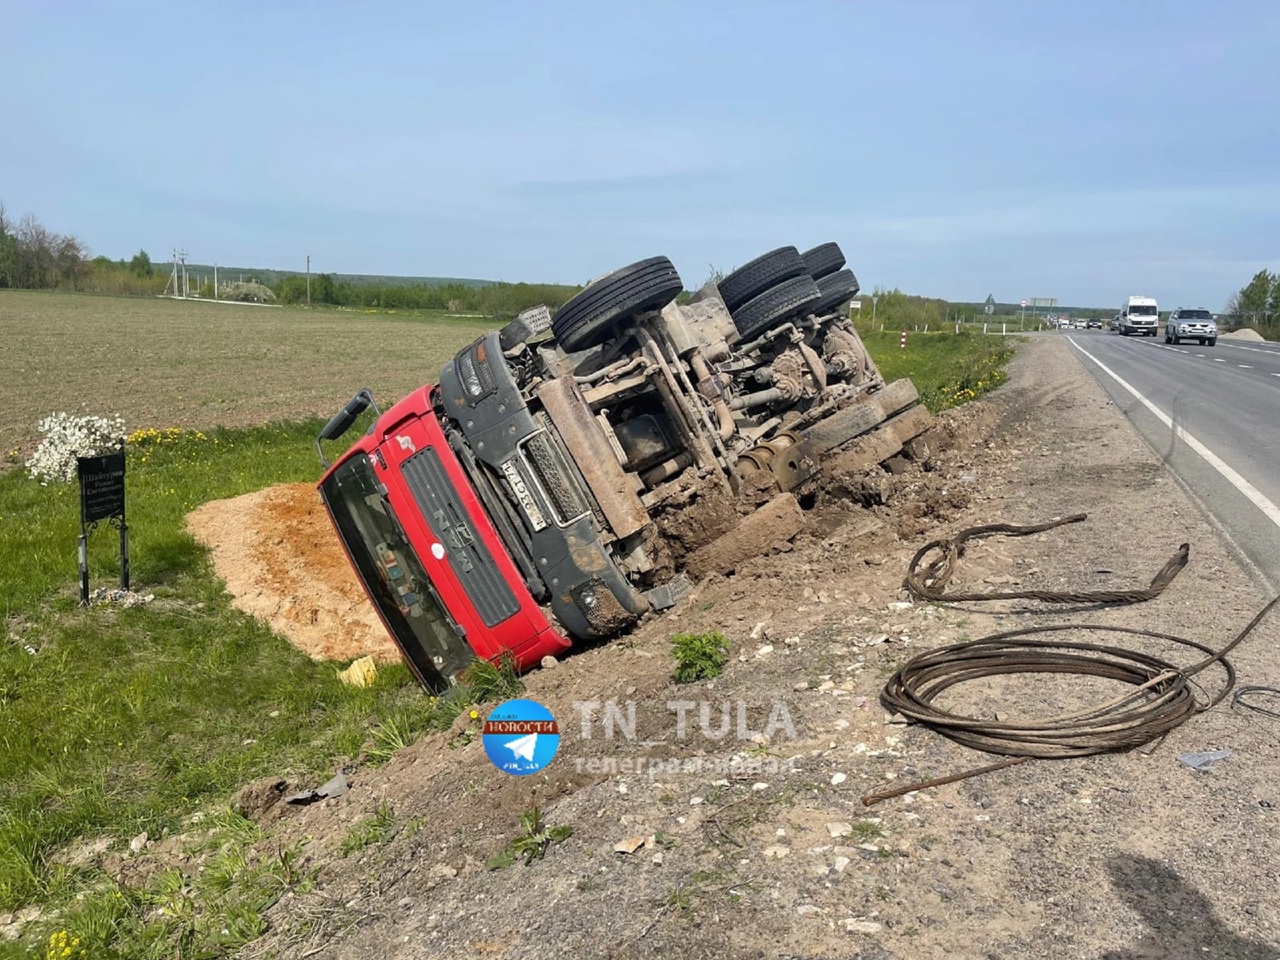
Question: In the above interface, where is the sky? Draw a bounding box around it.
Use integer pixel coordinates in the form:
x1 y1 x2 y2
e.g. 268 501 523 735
3 0 1278 309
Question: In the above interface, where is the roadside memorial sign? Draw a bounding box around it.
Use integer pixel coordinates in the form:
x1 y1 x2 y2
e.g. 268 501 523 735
77 441 129 604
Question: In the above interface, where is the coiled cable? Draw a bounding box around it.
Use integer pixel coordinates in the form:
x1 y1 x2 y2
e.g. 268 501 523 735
865 596 1279 804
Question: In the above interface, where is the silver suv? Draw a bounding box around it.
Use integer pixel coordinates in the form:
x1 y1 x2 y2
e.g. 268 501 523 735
1165 308 1217 346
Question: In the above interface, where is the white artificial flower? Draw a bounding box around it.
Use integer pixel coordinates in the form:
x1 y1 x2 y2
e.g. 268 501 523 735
25 412 126 485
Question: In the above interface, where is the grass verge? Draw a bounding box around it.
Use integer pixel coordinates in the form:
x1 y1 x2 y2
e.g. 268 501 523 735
0 423 519 958
853 325 1017 412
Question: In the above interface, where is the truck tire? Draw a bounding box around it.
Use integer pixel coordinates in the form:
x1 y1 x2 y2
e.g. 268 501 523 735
800 242 846 281
717 247 808 314
552 256 684 352
811 268 860 316
1207 337 1216 346
732 275 821 340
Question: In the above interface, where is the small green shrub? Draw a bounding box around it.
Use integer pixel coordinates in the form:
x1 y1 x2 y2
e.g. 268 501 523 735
340 802 396 856
671 631 729 683
485 799 572 870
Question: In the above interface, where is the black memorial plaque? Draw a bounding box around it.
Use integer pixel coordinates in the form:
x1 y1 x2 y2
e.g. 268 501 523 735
78 450 126 525
76 442 129 603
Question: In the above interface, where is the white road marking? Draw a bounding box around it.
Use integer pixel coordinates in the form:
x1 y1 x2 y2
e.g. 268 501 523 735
1216 342 1279 354
1239 365 1253 369
1068 339 1280 531
1214 358 1226 362
1196 354 1205 358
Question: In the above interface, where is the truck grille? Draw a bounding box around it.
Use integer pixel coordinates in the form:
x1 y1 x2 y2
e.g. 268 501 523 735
401 447 520 627
525 430 589 524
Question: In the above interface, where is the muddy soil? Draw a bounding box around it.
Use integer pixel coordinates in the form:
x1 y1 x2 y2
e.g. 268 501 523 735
200 339 1280 959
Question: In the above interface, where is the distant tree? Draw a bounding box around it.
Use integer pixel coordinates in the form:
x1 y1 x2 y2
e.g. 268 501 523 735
129 249 153 277
55 234 89 289
311 272 337 304
273 275 309 304
0 202 14 288
1238 269 1275 324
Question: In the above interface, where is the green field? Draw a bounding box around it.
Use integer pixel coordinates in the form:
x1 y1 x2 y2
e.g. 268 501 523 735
0 290 496 457
0 290 1015 958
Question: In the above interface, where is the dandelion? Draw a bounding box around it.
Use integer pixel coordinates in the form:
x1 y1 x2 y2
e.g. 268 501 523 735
469 709 479 720
45 930 82 960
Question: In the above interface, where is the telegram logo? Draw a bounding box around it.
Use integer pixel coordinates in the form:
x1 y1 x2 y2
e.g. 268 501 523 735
481 698 561 775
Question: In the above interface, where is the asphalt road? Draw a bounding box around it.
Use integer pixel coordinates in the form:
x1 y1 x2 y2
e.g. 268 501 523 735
1059 329 1280 592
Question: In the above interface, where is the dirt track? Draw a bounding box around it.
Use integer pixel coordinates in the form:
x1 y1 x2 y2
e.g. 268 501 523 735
224 336 1279 959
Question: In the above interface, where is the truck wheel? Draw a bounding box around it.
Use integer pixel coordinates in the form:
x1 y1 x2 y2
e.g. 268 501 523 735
732 275 821 340
717 247 808 314
1171 332 1180 344
800 242 846 280
1207 337 1216 346
553 256 684 352
811 269 860 316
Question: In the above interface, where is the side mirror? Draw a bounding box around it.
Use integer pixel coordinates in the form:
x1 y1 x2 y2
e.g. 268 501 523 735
317 389 380 468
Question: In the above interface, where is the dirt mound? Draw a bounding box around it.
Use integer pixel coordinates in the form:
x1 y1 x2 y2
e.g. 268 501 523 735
1220 328 1267 341
186 483 398 663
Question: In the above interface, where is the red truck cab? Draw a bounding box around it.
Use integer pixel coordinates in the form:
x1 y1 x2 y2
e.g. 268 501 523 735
317 385 570 692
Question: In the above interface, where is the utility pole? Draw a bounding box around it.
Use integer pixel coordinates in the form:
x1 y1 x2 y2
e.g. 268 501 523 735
306 255 311 306
214 264 218 299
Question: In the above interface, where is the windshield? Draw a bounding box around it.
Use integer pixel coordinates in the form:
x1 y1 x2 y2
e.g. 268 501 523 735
320 454 474 690
1129 305 1158 316
1180 309 1213 320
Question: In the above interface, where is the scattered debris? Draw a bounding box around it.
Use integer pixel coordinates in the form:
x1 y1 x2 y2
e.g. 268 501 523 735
286 769 350 805
842 918 883 934
87 587 155 607
1177 749 1231 773
614 836 647 855
336 655 377 687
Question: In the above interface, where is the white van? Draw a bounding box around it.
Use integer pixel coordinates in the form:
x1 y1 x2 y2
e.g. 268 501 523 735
1116 296 1159 337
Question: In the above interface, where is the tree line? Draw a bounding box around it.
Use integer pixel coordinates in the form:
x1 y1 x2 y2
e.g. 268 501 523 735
271 272 581 320
0 202 170 296
0 202 90 290
1223 269 1280 339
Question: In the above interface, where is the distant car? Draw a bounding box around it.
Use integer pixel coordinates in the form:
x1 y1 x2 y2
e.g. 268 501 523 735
1166 308 1217 346
1086 318 1102 329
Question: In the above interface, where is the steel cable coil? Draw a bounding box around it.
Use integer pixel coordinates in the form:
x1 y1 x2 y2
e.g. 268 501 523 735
880 598 1278 761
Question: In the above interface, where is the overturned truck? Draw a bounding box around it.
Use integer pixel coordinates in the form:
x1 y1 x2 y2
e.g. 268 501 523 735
317 243 930 692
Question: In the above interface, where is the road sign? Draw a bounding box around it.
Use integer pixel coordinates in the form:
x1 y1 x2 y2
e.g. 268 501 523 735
1020 299 1027 307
